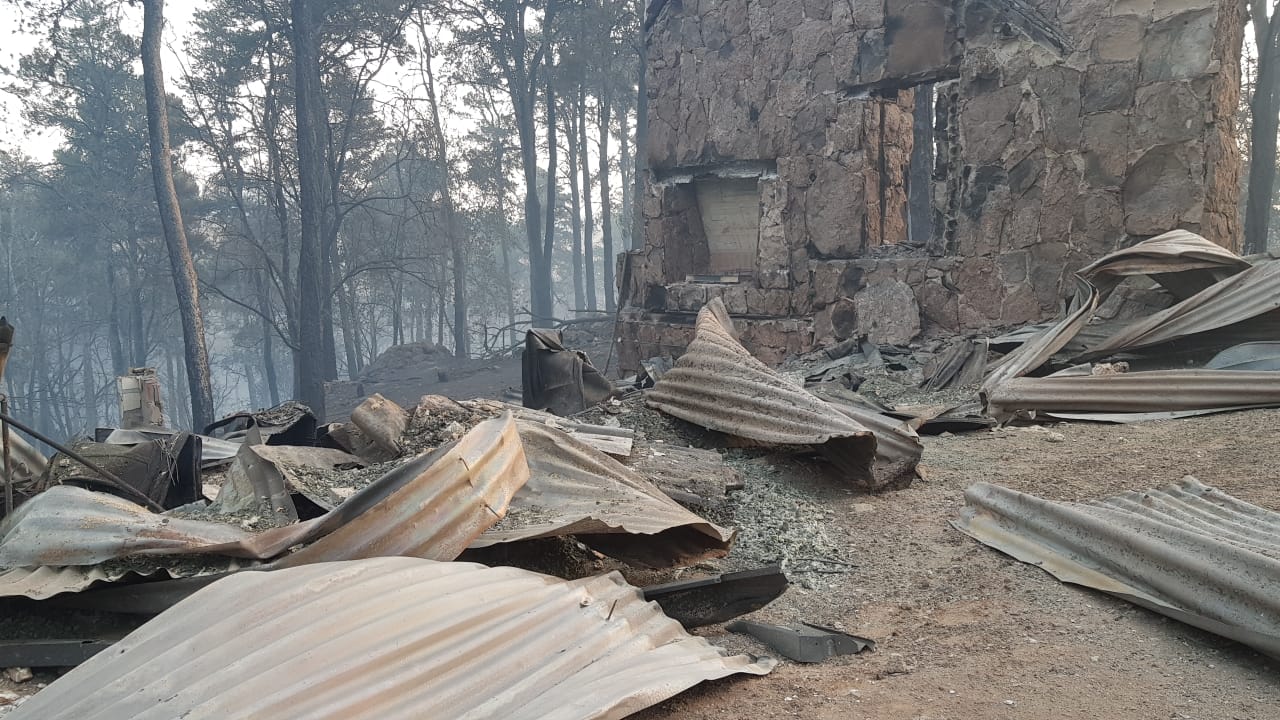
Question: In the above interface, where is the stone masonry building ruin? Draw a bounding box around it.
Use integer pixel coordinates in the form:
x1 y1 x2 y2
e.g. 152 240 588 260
618 0 1246 369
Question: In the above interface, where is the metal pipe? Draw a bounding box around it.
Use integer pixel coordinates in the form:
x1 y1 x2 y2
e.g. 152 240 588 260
0 410 164 513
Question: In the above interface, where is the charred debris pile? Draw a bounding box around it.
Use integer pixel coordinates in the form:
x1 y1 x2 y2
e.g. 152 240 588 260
3 231 1280 716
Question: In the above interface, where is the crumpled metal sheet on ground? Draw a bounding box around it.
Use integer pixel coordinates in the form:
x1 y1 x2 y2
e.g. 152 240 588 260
0 486 267 567
0 558 252 601
981 234 1280 420
647 298 881 488
983 369 1280 421
522 328 615 416
807 384 922 483
211 443 365 519
1077 229 1251 300
273 414 528 567
470 421 734 568
954 478 1280 657
1077 258 1280 361
98 427 240 469
0 415 529 597
9 557 775 720
920 338 988 391
983 276 1099 392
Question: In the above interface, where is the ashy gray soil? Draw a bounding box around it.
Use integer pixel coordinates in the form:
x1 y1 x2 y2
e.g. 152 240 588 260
634 409 1280 720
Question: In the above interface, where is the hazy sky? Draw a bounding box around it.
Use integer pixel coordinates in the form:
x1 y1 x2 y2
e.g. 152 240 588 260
0 2 203 160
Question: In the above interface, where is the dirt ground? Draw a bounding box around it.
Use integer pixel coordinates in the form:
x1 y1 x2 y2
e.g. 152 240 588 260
634 409 1280 720
3 392 1279 717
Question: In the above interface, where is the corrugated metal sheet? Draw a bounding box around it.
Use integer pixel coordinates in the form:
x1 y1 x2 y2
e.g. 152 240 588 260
471 421 733 568
1078 229 1249 300
0 415 529 597
984 369 1280 419
0 486 266 566
1205 341 1280 371
983 276 1098 391
955 479 1280 657
807 384 922 485
265 413 527 566
0 558 249 601
647 299 880 487
1078 259 1280 361
9 557 775 720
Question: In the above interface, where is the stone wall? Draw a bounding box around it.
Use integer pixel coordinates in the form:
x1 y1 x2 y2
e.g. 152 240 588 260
623 0 1246 370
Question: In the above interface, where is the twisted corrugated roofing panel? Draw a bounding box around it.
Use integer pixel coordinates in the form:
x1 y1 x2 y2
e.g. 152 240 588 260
1078 259 1280 361
0 486 266 567
646 299 880 488
1078 229 1249 300
8 557 775 720
984 369 1280 420
471 421 734 568
0 559 248 601
0 415 529 598
955 478 1280 657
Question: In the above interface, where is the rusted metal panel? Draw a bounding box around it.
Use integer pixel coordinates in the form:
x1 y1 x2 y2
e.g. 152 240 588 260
0 415 529 597
1078 229 1250 300
1078 259 1280 361
808 384 923 483
0 486 265 567
955 478 1280 657
984 369 1280 420
647 299 882 488
471 421 733 568
0 559 248 601
8 557 775 720
258 414 528 567
983 276 1098 392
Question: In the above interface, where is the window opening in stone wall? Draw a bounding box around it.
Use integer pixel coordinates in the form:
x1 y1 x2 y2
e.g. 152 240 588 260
908 83 935 247
693 177 761 274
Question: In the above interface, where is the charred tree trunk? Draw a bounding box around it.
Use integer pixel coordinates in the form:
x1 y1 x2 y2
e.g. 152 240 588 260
254 271 281 406
567 88 586 315
495 155 517 349
290 0 329 420
141 0 215 429
105 260 127 377
542 43 559 322
321 238 339 381
598 88 616 312
619 98 632 253
337 278 361 379
82 341 98 433
579 82 598 311
422 38 469 358
1246 5 1280 254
